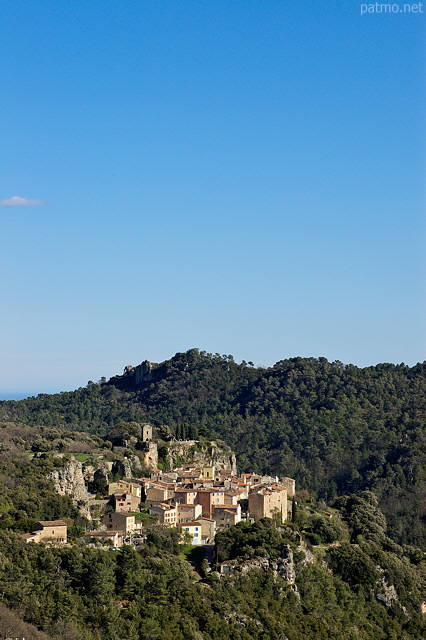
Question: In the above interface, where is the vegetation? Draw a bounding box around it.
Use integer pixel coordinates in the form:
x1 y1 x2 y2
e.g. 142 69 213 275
1 349 424 546
0 349 426 640
0 345 424 638
0 451 78 535
0 512 423 640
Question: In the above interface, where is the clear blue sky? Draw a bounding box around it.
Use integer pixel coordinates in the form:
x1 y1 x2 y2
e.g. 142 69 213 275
1 0 425 397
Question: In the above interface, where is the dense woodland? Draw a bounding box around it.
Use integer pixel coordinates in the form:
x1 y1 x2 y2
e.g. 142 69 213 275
0 505 425 640
0 350 425 639
0 424 423 639
1 349 424 547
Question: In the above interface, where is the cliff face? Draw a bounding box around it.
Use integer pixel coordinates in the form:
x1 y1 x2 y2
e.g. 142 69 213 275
110 359 158 391
225 547 296 584
139 442 158 469
83 461 113 487
50 456 91 518
166 440 237 474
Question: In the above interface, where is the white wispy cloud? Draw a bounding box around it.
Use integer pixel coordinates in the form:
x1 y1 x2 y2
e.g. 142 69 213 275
0 196 45 207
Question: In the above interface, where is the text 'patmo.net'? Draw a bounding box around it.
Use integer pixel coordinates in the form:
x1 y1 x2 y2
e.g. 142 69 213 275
360 2 424 14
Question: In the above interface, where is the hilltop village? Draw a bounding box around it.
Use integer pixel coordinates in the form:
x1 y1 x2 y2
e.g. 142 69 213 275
100 463 295 547
21 425 295 548
2 360 425 640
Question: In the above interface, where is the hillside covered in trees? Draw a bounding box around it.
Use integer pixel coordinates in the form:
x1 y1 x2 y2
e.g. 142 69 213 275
0 505 425 640
1 349 425 547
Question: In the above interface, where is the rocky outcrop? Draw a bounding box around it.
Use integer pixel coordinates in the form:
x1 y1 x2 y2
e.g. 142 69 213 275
375 577 399 608
374 574 409 617
111 433 138 448
82 462 112 495
135 360 154 386
112 458 133 478
296 539 315 566
138 442 158 469
128 453 144 475
110 454 145 478
166 440 237 474
269 550 296 584
50 456 91 518
93 467 109 489
123 365 134 374
224 612 263 629
83 461 112 486
238 547 295 584
221 546 296 585
108 360 159 392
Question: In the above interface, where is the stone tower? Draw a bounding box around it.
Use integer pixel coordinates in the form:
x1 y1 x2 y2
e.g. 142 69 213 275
142 424 152 442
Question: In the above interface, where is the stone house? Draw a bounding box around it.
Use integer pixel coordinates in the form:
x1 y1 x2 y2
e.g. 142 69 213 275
223 490 241 506
212 504 241 529
177 503 203 523
114 492 140 512
202 465 215 480
280 476 296 498
148 470 178 483
145 482 175 502
177 521 202 545
196 489 225 518
176 470 203 483
174 488 198 505
149 503 178 526
102 512 141 534
248 485 288 522
84 529 123 547
22 520 67 544
109 481 142 498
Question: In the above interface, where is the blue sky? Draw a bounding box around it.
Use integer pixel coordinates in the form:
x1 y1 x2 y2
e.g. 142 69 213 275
1 0 425 396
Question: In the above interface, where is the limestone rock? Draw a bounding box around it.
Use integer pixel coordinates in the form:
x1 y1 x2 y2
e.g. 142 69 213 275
83 464 96 484
375 576 399 608
94 466 109 483
135 360 154 386
224 546 295 584
166 440 237 474
128 453 144 475
138 442 158 469
111 433 138 448
83 461 112 486
50 456 91 518
296 540 315 566
269 547 296 584
225 612 262 628
112 458 132 478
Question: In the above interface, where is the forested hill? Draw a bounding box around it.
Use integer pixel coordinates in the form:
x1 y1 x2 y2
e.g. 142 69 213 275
1 349 425 546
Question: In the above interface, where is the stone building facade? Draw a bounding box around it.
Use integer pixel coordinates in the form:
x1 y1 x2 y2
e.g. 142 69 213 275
248 486 288 522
